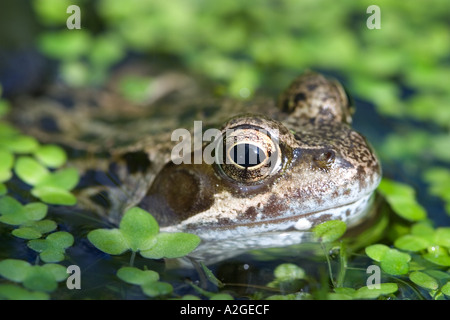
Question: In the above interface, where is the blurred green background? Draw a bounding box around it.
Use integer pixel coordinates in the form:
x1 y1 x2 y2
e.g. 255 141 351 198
0 0 449 221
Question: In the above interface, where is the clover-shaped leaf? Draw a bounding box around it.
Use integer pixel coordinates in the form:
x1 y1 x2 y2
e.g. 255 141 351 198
409 271 439 291
0 284 50 300
0 259 67 292
0 149 14 183
0 183 6 195
88 207 200 259
0 196 48 226
312 220 347 242
378 179 427 221
15 156 49 185
28 231 74 263
117 266 172 298
117 267 159 285
34 144 67 168
12 220 57 240
140 232 201 259
14 156 79 206
365 244 411 275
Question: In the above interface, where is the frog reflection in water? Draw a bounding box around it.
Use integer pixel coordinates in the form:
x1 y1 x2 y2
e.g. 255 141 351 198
14 71 381 263
140 71 381 261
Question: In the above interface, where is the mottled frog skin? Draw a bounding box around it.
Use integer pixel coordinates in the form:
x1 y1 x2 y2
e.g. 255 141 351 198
13 71 381 262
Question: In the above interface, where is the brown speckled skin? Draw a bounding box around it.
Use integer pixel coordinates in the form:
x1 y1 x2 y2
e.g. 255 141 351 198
143 71 381 240
12 71 381 251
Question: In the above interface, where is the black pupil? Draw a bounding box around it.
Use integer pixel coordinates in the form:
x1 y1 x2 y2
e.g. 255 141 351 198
230 143 266 168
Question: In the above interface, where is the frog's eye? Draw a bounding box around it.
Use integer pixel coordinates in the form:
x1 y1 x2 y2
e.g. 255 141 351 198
216 125 282 183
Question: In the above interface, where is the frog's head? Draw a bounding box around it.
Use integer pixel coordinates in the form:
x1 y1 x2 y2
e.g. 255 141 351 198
141 72 381 246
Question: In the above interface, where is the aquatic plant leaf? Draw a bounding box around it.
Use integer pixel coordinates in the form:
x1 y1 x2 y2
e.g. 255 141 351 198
435 228 450 248
409 271 438 290
12 228 42 240
210 293 234 300
140 232 201 259
423 247 450 266
34 144 67 168
312 220 347 242
0 149 14 173
35 168 79 190
42 263 68 282
378 179 426 221
119 207 159 251
0 259 31 282
12 220 57 240
0 284 49 300
0 183 7 195
24 202 48 221
442 282 450 296
353 283 398 299
380 249 411 275
366 244 411 275
15 156 49 186
31 186 77 206
6 136 39 153
117 267 159 285
394 235 430 252
39 30 92 60
141 281 173 297
0 196 27 225
0 149 14 182
28 231 74 263
273 263 306 281
23 267 58 292
87 228 129 255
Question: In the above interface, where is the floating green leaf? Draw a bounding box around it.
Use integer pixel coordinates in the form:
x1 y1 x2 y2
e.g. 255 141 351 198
394 235 430 252
141 281 173 297
117 267 159 285
274 263 305 281
35 168 79 190
380 249 411 275
353 283 398 299
0 284 49 300
365 244 411 275
87 228 130 255
442 282 450 296
119 207 159 252
0 259 67 292
435 228 450 248
28 231 74 263
378 179 427 221
409 271 438 290
312 220 347 242
210 293 234 300
88 207 200 259
34 144 67 168
31 186 77 206
423 246 450 266
0 197 48 226
15 156 49 186
140 232 201 259
12 220 57 240
0 183 6 195
0 149 13 183
6 136 39 153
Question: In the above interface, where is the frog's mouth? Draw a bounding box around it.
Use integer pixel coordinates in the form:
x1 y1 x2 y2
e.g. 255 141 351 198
161 193 376 241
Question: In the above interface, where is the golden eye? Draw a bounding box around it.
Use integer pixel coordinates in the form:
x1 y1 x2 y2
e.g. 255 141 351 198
216 125 282 183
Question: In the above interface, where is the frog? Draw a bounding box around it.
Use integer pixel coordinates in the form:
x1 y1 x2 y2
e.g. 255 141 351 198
11 70 381 263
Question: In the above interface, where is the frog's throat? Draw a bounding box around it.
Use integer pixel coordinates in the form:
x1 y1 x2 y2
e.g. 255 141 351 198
161 192 375 242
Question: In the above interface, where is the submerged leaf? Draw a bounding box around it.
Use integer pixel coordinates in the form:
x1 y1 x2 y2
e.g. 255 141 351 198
87 228 129 255
140 232 200 259
312 220 347 242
